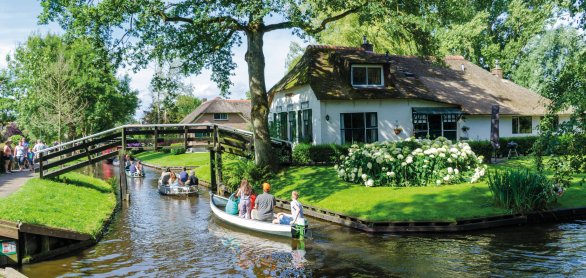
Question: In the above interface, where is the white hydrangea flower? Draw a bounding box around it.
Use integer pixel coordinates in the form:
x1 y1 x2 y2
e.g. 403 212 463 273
447 167 454 174
436 180 442 185
439 153 446 158
454 168 459 175
397 154 404 160
367 162 373 169
401 162 407 167
366 179 374 187
406 156 413 164
361 174 368 180
376 157 383 164
443 175 450 181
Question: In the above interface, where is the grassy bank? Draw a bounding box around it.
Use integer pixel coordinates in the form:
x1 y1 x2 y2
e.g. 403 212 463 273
135 151 237 182
269 157 586 222
0 172 116 237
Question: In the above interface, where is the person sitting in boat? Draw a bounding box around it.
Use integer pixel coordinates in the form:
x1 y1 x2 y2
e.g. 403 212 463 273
136 160 144 176
179 167 189 184
160 167 171 185
236 179 252 219
187 170 199 186
129 161 137 175
289 191 305 225
253 182 276 222
124 154 132 170
168 172 182 187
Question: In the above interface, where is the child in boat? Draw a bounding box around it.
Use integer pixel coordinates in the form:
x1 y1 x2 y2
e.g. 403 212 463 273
273 212 292 224
136 160 144 176
236 179 252 219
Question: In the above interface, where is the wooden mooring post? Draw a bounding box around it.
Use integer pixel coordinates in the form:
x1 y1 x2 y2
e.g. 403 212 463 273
120 127 129 201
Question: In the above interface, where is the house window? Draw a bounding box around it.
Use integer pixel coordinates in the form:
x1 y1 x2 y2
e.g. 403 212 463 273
279 112 288 140
214 113 228 120
412 110 460 140
513 116 533 134
287 104 294 111
341 113 378 144
300 101 309 109
297 109 313 143
351 65 384 86
288 111 297 141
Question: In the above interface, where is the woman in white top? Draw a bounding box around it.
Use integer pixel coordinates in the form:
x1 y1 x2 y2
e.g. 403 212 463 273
14 141 26 171
290 191 305 225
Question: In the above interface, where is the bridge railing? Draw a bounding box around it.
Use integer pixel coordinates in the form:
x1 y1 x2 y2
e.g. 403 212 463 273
37 124 293 180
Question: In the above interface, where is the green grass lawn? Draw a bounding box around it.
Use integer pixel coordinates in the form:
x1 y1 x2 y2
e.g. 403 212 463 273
135 151 237 182
0 172 116 237
269 156 586 222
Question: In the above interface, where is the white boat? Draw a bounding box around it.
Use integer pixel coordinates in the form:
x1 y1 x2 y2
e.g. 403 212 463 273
158 182 198 196
209 193 308 238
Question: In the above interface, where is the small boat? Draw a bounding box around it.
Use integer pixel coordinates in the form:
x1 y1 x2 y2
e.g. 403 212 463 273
209 193 308 239
158 182 198 196
126 170 145 178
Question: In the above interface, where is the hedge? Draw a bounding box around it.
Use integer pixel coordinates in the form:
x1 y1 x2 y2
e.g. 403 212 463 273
169 143 186 155
293 143 349 165
467 136 539 162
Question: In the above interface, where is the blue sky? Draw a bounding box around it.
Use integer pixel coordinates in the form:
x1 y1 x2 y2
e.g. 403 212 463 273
0 0 310 118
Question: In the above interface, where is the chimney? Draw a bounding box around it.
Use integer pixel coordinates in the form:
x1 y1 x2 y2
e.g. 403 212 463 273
491 60 503 79
361 35 374 53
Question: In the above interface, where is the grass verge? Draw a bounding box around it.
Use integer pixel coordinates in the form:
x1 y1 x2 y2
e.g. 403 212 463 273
0 172 116 237
269 156 586 222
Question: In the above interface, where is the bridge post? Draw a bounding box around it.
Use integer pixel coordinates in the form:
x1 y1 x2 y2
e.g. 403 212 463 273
120 127 129 201
183 125 188 150
210 125 218 194
38 152 44 179
154 126 158 151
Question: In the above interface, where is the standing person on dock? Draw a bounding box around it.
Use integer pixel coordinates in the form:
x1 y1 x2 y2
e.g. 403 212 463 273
3 141 13 173
236 179 252 219
253 183 276 222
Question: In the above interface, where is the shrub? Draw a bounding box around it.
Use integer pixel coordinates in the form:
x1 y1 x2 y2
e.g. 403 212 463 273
9 134 23 146
467 140 493 163
488 169 557 213
292 143 311 164
309 144 348 164
336 137 486 187
467 136 539 162
223 157 273 193
170 143 186 155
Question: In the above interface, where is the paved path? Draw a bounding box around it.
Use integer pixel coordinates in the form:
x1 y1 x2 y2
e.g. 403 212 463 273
0 170 34 198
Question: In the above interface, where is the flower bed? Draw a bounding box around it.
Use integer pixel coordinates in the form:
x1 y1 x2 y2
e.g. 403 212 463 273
336 137 486 187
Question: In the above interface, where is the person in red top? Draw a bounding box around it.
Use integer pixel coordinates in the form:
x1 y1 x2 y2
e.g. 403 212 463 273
3 141 13 173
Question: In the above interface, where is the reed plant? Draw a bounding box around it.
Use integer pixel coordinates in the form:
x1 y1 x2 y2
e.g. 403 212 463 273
488 169 557 213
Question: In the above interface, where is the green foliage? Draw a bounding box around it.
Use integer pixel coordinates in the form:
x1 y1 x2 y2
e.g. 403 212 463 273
9 134 23 146
170 143 186 155
488 169 557 213
337 137 486 187
467 136 539 162
224 157 273 193
292 143 312 164
2 34 139 141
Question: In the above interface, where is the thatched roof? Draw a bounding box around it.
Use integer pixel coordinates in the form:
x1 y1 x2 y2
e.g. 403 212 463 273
180 97 251 124
269 45 552 115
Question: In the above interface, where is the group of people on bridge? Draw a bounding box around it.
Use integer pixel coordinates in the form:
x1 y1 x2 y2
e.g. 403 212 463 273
2 138 49 174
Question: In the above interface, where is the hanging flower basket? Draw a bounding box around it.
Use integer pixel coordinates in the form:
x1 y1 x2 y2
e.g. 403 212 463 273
393 128 403 135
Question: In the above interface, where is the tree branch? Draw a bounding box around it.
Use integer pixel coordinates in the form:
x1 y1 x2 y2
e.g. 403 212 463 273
264 7 360 33
159 11 248 32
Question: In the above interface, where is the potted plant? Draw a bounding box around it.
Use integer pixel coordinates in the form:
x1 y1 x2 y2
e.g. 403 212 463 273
393 127 403 135
461 126 470 132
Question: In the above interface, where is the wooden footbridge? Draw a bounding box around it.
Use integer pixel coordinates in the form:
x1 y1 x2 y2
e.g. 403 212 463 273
36 124 292 200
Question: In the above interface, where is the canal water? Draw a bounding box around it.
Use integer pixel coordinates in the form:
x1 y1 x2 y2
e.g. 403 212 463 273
19 164 586 277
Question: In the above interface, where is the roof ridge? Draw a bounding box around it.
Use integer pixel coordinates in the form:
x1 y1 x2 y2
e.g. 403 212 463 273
307 44 363 51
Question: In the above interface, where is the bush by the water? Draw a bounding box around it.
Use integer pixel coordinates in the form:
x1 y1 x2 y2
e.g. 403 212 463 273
487 169 558 213
293 143 348 165
335 137 486 187
170 143 186 155
223 157 273 193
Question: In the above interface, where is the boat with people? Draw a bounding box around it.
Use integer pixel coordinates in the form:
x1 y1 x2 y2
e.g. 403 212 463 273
158 181 198 196
126 170 145 178
209 192 308 239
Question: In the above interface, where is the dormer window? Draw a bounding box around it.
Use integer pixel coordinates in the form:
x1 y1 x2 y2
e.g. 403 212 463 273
351 65 383 87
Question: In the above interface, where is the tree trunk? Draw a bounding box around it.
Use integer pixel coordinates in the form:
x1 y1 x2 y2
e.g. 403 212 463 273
245 30 274 169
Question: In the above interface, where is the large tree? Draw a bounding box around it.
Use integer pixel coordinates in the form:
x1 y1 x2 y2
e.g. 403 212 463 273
39 0 370 168
3 34 139 141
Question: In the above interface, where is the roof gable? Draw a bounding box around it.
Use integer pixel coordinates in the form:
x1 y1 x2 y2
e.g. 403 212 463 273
180 98 251 123
269 45 551 115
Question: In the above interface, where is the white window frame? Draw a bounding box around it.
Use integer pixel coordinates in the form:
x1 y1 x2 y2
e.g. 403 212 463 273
213 113 229 121
351 64 384 87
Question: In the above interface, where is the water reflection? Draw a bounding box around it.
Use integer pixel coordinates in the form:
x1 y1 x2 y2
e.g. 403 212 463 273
18 163 586 277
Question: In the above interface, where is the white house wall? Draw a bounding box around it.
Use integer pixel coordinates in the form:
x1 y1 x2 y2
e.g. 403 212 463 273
319 99 457 144
465 115 571 141
269 85 321 144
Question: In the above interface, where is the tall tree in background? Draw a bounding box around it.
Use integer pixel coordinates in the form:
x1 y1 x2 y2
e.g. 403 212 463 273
39 0 371 168
2 34 139 141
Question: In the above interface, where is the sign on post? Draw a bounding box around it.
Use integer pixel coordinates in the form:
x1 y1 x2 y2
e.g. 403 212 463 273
1 240 17 255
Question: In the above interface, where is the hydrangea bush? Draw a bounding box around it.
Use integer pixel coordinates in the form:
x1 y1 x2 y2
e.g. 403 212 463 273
335 137 486 187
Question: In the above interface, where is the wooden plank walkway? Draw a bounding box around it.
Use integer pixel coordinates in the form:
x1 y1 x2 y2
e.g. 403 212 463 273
0 171 34 198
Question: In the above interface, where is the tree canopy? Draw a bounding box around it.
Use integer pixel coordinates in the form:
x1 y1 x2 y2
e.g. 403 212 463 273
1 34 139 141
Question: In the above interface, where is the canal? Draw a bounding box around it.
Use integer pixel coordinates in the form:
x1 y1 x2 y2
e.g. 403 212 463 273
19 163 586 277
